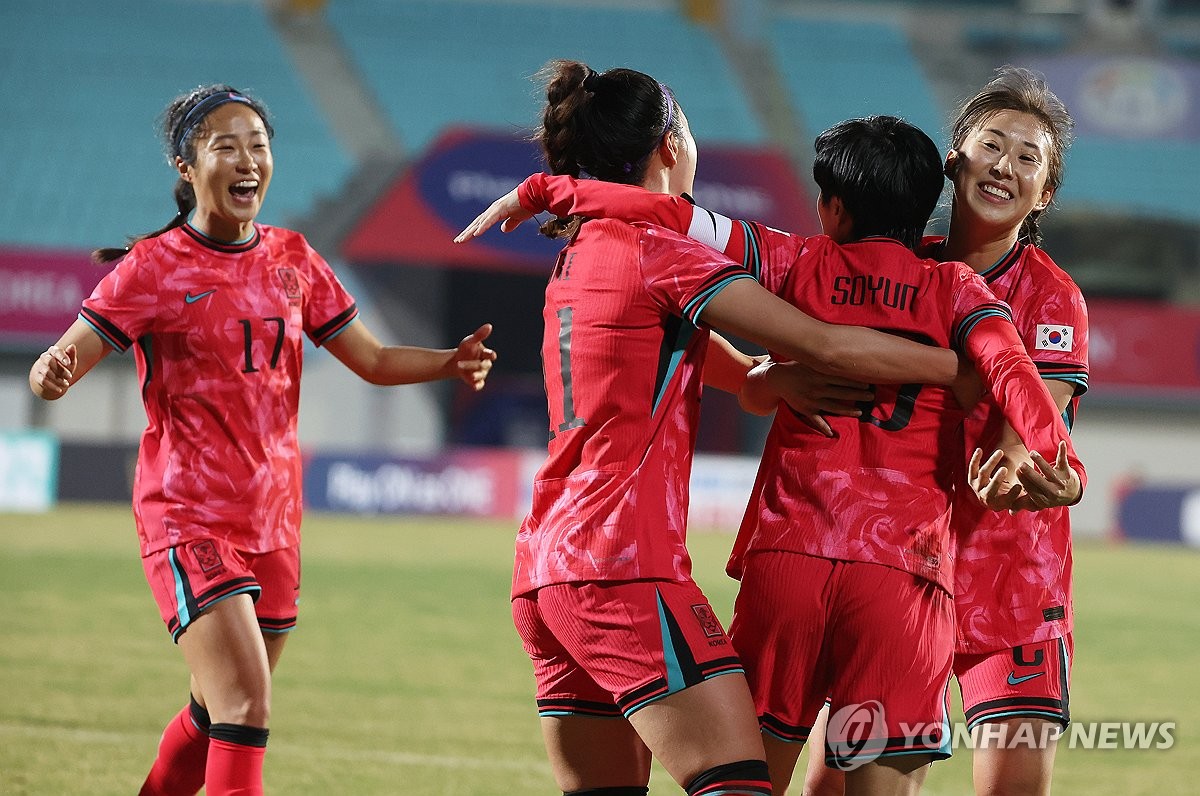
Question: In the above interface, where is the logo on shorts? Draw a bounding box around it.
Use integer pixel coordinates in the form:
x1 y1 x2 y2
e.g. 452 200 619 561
192 540 225 576
1007 671 1045 686
827 700 887 771
690 604 724 639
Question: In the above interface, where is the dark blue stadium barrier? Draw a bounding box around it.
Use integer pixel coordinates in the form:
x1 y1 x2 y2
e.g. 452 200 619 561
57 441 138 503
1116 485 1200 546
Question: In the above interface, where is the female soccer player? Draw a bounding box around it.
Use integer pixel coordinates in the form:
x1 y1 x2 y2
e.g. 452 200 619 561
786 67 1087 796
456 61 981 796
932 66 1088 796
28 84 496 796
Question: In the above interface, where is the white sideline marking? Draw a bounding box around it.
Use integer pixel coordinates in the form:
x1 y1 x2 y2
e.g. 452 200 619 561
0 722 547 773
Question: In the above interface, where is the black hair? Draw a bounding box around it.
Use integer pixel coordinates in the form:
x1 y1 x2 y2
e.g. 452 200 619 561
535 59 681 238
92 84 273 263
812 115 944 250
949 66 1073 246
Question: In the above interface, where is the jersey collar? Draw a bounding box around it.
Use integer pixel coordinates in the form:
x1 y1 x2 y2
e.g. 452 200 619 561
182 222 262 253
979 241 1023 283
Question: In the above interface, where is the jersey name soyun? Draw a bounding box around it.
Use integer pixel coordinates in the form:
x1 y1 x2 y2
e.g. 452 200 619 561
81 224 357 556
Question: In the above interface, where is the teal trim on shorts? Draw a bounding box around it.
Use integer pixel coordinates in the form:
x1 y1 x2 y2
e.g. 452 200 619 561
169 548 191 628
655 588 685 694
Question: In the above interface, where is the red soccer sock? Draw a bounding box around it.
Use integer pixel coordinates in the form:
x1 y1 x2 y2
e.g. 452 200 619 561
205 724 269 796
139 701 210 796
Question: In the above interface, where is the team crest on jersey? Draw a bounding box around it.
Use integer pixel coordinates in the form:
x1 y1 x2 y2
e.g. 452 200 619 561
277 268 301 298
1036 324 1074 351
691 604 724 638
191 540 225 576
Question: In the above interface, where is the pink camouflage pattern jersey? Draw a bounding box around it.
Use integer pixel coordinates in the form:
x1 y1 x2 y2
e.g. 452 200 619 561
81 223 358 556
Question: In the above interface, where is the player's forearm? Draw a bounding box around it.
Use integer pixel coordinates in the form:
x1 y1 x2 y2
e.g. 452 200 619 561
816 325 960 385
704 281 958 385
969 318 1084 483
363 345 459 386
703 333 756 394
519 173 694 232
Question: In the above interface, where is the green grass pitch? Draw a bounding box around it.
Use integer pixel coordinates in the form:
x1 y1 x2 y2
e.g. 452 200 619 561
1 504 1195 794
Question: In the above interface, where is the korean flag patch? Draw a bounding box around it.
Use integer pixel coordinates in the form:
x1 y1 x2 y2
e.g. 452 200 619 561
1036 324 1074 351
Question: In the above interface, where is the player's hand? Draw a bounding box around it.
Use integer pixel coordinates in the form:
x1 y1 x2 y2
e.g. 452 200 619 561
451 324 497 391
967 447 1027 512
740 359 873 438
29 344 77 400
1009 441 1082 512
453 187 533 242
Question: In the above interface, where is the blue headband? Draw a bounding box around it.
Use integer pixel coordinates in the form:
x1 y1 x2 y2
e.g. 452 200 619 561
173 92 254 156
658 82 675 138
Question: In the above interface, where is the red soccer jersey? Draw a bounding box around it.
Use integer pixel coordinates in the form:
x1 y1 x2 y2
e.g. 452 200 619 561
921 238 1089 653
81 224 358 556
511 218 757 598
519 175 1080 593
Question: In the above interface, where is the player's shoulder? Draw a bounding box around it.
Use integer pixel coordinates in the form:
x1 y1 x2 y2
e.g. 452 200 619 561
255 223 310 250
1018 244 1083 294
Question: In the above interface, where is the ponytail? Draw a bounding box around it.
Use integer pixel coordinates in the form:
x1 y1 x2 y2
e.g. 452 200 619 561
534 59 681 239
92 179 195 263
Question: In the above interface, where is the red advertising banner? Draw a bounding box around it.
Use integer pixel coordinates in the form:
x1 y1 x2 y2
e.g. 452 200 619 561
342 127 817 273
0 247 105 345
1087 297 1200 400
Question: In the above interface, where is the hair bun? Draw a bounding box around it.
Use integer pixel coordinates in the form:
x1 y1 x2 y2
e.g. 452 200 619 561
582 68 601 94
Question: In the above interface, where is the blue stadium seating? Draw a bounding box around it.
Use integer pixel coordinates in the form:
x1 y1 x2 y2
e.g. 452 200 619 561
766 17 945 147
0 0 352 250
325 0 764 154
1060 139 1200 222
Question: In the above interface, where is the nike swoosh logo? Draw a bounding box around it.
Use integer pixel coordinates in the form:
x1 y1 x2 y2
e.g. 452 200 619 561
1007 671 1045 686
184 290 216 304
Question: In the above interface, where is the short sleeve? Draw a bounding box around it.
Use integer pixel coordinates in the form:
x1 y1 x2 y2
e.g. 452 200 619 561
79 246 160 352
300 242 359 346
1017 275 1089 396
635 223 756 326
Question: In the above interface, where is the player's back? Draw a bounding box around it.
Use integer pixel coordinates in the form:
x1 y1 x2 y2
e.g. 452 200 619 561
745 234 1003 591
516 218 753 597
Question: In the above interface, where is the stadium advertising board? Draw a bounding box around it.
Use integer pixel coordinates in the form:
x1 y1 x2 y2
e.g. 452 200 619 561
0 247 103 345
342 127 816 272
1022 55 1200 140
1087 297 1200 400
304 447 531 518
1117 485 1200 547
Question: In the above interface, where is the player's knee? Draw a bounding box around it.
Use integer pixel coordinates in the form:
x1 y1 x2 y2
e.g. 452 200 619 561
685 759 772 795
563 788 649 796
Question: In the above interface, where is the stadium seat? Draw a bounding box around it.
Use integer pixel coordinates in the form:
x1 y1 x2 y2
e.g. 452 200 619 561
325 0 764 154
0 0 351 249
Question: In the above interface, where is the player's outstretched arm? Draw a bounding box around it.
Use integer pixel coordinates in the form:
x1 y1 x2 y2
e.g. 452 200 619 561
453 173 694 244
454 187 533 242
701 279 961 386
325 321 496 391
29 319 110 400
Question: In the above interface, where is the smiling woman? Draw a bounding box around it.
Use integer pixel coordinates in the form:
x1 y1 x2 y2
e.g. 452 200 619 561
26 83 497 796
